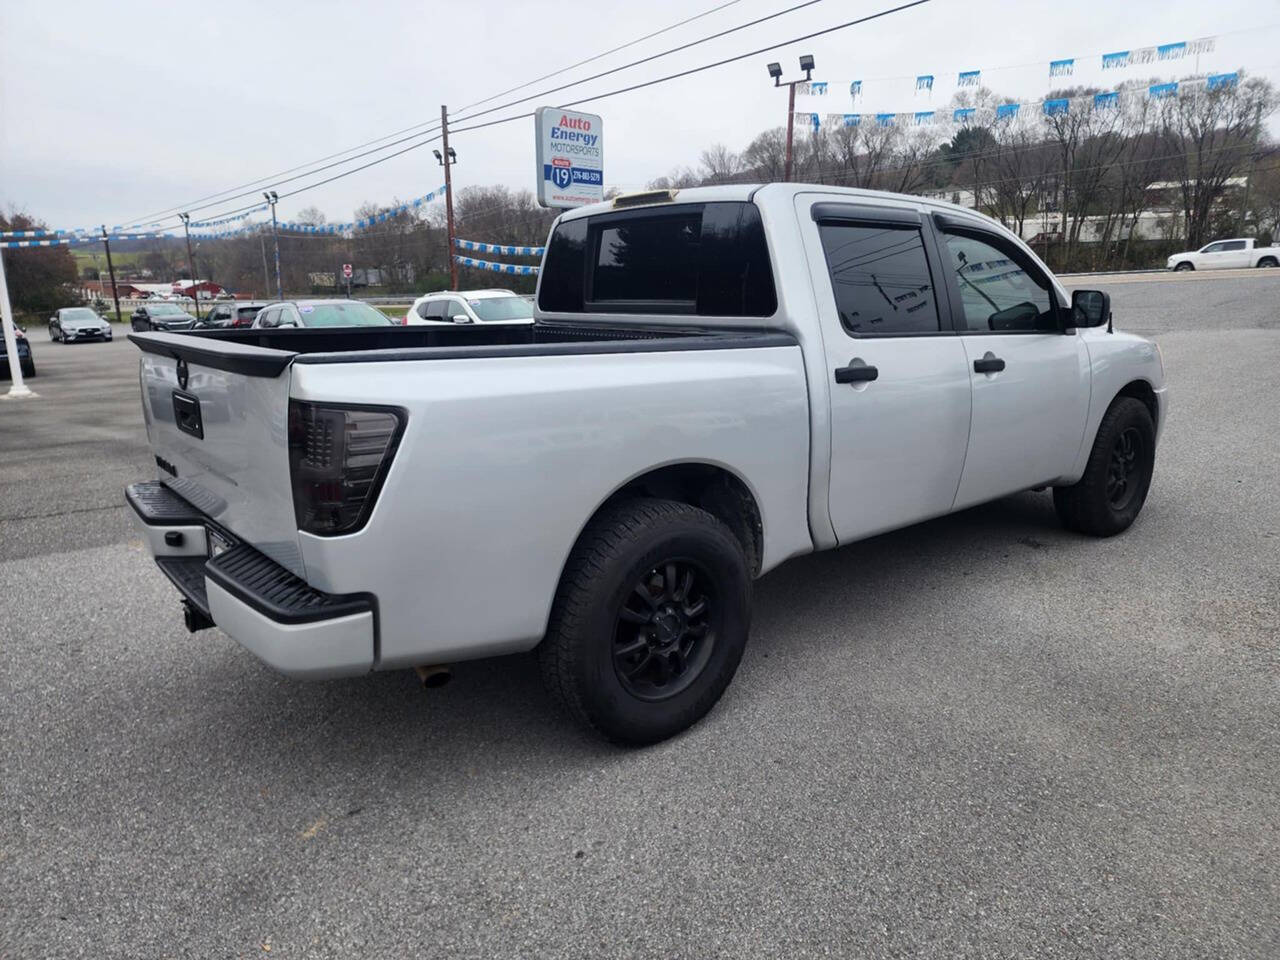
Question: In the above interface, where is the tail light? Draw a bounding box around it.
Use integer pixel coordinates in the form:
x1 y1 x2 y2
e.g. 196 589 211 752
287 400 406 536
400 314 410 325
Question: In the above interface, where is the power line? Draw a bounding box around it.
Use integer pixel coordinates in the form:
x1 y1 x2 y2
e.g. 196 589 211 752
115 0 748 228
447 0 936 137
449 0 835 125
156 0 931 227
454 0 745 113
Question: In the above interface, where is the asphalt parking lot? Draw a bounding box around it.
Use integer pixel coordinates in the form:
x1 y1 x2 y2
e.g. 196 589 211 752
2 273 1278 959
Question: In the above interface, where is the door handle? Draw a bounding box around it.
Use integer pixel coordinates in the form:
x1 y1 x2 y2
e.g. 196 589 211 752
834 363 879 384
973 355 1006 374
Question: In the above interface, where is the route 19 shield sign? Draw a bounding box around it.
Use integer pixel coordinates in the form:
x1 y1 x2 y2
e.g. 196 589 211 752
535 107 604 209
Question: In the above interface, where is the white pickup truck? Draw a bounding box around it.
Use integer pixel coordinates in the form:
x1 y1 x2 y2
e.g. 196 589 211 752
1167 237 1280 271
126 184 1166 744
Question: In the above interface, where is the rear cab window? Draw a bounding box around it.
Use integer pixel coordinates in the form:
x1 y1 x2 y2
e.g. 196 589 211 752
538 201 777 318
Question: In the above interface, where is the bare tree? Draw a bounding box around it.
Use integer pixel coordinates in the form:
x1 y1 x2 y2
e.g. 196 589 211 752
698 143 743 183
1162 72 1278 247
741 127 788 182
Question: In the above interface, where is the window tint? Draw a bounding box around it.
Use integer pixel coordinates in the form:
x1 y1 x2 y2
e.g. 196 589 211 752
1202 242 1224 253
592 211 700 307
236 306 261 323
423 299 449 320
256 308 278 328
818 224 940 335
538 218 587 313
941 233 1057 333
1221 240 1247 251
537 202 776 317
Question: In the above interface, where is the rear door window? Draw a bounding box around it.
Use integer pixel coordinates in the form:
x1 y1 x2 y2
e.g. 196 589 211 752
817 223 941 336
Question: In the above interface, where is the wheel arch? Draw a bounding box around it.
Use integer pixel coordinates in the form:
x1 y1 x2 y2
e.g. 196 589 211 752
1114 378 1159 431
565 460 766 584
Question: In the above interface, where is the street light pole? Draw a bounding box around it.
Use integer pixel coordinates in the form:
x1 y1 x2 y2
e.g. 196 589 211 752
769 55 815 183
439 105 459 292
264 191 283 300
179 213 201 321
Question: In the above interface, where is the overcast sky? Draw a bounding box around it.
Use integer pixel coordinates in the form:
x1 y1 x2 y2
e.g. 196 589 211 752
2 0 1276 232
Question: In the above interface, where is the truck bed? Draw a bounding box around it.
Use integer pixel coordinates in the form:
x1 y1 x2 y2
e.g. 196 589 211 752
129 322 796 377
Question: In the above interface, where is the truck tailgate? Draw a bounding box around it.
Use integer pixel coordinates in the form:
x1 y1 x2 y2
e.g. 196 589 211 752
136 335 305 577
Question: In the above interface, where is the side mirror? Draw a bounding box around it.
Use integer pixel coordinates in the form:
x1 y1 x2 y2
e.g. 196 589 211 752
1071 289 1111 328
450 314 472 324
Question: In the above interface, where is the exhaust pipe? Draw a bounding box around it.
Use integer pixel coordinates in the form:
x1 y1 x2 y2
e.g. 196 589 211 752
414 664 452 689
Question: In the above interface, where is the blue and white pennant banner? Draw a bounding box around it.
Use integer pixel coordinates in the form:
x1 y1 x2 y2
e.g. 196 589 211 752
454 256 539 276
277 185 447 235
191 204 270 229
455 238 545 257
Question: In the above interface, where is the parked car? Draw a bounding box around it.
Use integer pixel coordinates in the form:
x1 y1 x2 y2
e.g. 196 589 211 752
1167 237 1280 271
131 302 195 332
404 289 534 325
250 300 393 329
125 183 1167 745
195 301 268 329
49 306 113 344
1 325 35 378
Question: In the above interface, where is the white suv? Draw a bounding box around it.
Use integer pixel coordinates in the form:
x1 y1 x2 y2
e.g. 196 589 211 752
404 289 534 325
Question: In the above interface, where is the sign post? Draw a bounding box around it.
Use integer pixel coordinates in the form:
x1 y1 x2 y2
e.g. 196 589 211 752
535 107 604 209
0 250 36 399
342 262 353 299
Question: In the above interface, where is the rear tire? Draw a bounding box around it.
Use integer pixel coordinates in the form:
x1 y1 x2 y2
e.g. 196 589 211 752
1257 256 1278 268
539 498 751 745
20 358 35 379
1054 397 1156 537
1173 262 1194 272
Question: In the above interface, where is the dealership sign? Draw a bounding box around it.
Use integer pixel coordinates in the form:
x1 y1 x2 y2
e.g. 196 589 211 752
535 107 603 208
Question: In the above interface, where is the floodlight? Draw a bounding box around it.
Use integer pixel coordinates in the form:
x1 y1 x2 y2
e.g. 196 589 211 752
767 62 782 81
799 54 815 74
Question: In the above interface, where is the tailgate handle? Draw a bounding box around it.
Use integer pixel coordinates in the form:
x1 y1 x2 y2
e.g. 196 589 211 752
172 391 204 439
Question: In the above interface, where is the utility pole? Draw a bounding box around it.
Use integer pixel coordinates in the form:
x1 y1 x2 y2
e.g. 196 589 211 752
264 191 283 300
769 55 814 183
259 232 271 298
179 213 201 321
0 250 36 398
440 105 458 291
100 226 122 323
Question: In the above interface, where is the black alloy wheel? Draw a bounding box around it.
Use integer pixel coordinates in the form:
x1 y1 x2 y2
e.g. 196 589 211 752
1053 396 1156 537
614 560 716 701
539 497 751 745
1106 427 1144 510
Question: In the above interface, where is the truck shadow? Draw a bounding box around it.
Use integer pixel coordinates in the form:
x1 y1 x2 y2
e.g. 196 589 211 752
197 489 1080 788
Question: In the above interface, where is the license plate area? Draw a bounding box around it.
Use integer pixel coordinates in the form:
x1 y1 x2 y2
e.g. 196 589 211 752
172 391 204 439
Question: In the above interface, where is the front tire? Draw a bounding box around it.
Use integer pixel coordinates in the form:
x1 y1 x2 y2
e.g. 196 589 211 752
539 498 751 745
1173 262 1194 272
1054 397 1156 537
20 357 35 378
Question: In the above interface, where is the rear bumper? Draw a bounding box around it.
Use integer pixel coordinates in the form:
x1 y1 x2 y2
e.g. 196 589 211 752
126 481 375 678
